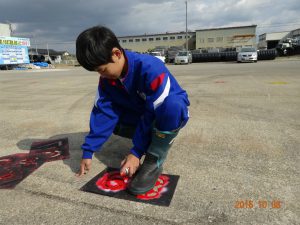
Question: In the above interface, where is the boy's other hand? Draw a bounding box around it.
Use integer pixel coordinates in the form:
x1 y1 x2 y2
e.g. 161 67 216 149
120 154 140 177
76 159 92 177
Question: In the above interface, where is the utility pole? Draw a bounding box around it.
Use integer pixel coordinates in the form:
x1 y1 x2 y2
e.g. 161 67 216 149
47 43 49 57
185 0 188 50
34 36 38 55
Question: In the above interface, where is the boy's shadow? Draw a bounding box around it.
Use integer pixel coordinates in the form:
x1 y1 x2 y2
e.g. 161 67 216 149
16 132 132 174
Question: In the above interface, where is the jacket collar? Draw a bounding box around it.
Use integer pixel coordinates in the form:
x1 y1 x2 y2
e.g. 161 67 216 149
121 50 135 93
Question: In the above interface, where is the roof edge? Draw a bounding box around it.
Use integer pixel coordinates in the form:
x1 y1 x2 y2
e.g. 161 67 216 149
195 25 257 32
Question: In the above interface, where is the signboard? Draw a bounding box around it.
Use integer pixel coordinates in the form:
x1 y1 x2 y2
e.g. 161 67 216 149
0 36 30 65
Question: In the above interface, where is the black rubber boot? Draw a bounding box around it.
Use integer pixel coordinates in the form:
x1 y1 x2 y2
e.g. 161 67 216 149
113 123 136 139
127 128 178 195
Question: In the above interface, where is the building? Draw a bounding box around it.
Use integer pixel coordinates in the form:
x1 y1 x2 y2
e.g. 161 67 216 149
195 25 257 51
280 28 300 43
276 28 300 55
28 48 70 56
118 31 196 53
288 28 300 39
118 25 257 53
28 48 71 63
258 31 290 50
0 23 11 37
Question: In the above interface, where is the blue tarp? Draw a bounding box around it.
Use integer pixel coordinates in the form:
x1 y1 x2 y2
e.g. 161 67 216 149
33 62 49 67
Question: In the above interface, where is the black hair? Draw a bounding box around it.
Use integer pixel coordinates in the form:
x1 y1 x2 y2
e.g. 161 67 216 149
76 26 122 71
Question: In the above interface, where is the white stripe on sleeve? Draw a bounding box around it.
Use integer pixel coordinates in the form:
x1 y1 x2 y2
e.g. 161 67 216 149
94 89 100 108
153 76 170 109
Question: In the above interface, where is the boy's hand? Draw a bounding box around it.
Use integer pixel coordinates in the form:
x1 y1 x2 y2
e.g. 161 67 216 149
76 159 92 177
120 154 140 177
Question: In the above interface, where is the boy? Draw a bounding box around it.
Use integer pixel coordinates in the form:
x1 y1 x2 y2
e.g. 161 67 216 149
75 26 190 195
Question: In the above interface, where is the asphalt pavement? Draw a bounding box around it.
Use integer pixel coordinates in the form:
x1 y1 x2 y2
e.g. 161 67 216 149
0 59 299 225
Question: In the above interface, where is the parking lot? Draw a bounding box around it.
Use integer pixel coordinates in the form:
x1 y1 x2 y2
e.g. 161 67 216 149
0 59 299 224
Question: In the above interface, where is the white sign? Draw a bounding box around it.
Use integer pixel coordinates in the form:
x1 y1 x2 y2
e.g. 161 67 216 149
0 36 30 65
0 36 30 46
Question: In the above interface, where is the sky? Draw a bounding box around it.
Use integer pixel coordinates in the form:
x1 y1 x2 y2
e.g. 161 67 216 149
1 0 300 53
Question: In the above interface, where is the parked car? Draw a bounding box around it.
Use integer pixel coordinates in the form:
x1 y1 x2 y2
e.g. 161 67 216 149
174 51 192 64
237 47 257 63
149 52 166 63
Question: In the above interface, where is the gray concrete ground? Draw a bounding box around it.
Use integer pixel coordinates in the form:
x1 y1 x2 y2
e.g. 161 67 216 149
0 59 299 225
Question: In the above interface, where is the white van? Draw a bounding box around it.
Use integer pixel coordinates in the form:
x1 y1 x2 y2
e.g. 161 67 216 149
174 51 192 64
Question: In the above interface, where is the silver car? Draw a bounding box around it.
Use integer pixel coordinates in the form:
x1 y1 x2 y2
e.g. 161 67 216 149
237 47 258 63
174 51 192 64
